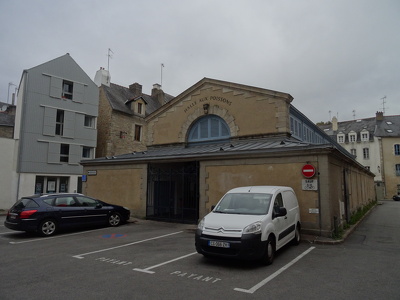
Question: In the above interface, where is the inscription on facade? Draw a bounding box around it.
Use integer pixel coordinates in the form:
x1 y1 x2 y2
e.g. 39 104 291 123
184 96 232 113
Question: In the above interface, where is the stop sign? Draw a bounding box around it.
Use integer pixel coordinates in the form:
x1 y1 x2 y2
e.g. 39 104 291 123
302 164 316 178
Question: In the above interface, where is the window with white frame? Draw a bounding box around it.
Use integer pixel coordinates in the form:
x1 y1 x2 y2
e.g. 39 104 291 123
56 110 64 135
363 148 370 159
82 147 93 159
337 134 345 143
351 149 357 156
395 144 400 156
361 131 369 141
84 115 95 128
349 133 356 143
62 80 73 100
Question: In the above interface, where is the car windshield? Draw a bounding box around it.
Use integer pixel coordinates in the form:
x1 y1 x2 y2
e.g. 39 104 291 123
213 193 272 215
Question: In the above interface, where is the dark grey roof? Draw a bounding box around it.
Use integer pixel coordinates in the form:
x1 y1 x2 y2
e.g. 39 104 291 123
0 112 15 126
375 115 400 137
103 83 174 116
82 137 335 164
319 115 400 139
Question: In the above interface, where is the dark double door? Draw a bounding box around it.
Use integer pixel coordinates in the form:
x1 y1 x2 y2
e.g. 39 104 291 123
146 162 199 224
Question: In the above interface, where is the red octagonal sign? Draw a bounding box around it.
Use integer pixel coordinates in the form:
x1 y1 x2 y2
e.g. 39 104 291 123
302 164 316 178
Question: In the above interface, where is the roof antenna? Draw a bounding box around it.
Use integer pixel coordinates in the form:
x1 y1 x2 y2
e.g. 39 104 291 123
380 96 387 114
107 48 114 84
161 63 164 88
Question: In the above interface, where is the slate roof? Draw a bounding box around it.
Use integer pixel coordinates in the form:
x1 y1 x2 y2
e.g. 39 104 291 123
102 83 174 116
82 136 337 164
319 115 400 140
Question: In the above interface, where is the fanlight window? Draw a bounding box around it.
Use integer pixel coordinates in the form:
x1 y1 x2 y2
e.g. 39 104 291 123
188 115 230 143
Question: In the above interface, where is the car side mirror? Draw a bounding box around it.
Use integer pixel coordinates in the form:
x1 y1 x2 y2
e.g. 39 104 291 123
273 207 287 218
95 203 103 209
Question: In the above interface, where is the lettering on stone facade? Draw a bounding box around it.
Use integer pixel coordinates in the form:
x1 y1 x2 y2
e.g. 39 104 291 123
184 95 232 113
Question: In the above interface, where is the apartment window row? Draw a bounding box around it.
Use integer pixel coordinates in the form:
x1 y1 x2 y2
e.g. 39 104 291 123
48 142 94 164
43 107 95 138
48 75 86 103
337 131 370 144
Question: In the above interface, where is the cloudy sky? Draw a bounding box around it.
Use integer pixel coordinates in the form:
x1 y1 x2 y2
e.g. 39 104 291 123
1 0 398 123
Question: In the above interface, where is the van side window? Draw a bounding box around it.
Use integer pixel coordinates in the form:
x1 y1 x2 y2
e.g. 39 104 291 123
273 193 284 214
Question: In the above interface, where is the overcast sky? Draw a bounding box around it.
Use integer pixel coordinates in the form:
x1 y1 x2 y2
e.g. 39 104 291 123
1 0 399 123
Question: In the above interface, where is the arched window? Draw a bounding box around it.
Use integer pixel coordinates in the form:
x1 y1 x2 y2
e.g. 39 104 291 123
188 115 230 143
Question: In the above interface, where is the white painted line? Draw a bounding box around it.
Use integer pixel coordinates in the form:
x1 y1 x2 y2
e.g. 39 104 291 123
134 252 197 274
73 231 183 259
9 227 107 244
0 231 15 235
234 246 316 294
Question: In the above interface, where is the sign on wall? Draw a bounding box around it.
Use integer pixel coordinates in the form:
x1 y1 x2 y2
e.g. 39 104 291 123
302 179 318 191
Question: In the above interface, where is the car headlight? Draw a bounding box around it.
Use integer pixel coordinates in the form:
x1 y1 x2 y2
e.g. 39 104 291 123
243 222 261 235
197 218 205 231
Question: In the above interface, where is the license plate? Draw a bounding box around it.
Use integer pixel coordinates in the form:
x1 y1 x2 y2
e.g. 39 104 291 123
208 240 230 248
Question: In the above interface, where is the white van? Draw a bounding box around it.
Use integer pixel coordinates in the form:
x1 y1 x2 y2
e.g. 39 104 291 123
195 186 301 265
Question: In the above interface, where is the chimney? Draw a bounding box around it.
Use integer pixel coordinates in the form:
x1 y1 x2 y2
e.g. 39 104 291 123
129 83 142 98
93 67 111 87
332 116 338 131
376 111 384 121
151 83 165 106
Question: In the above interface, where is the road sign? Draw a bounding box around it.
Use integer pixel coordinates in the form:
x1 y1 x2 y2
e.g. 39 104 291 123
302 164 316 178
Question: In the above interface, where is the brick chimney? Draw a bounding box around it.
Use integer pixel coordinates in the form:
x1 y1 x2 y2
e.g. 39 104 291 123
376 111 384 121
129 83 142 98
151 83 165 106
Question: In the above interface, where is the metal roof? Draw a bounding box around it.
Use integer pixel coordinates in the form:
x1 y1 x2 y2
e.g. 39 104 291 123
82 136 334 164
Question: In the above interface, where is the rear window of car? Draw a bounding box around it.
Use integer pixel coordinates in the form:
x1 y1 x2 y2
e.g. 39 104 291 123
13 198 39 209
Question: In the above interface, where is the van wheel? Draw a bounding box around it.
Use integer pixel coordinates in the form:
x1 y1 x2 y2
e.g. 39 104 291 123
262 237 275 265
292 225 301 245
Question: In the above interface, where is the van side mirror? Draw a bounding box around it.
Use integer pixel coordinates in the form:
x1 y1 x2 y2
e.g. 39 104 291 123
273 207 287 218
211 205 215 211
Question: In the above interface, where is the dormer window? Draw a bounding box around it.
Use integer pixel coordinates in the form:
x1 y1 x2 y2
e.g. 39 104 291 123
361 131 369 141
337 133 345 143
349 132 357 143
137 102 143 115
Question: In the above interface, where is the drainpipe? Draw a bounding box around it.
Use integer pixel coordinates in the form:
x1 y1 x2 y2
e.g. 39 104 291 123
317 157 322 236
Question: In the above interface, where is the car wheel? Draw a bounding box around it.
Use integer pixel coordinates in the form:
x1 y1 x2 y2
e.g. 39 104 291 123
108 212 122 227
262 236 275 265
292 225 301 245
38 219 57 237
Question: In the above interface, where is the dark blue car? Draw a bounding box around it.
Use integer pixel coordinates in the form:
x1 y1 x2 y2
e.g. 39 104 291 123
4 193 130 236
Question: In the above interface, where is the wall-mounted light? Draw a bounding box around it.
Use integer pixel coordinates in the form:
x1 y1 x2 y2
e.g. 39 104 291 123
120 131 127 139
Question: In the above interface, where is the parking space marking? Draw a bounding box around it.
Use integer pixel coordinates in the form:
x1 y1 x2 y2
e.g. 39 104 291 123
133 252 197 274
9 227 107 244
234 246 316 294
73 231 183 259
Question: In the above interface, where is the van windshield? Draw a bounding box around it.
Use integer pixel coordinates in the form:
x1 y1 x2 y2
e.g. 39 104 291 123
213 193 272 215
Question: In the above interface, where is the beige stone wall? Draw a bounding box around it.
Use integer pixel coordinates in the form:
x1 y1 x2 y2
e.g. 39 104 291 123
83 164 147 218
200 156 320 230
381 137 400 197
147 83 292 146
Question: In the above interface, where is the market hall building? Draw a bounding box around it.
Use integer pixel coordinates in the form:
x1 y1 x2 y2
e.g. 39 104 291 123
81 78 375 237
